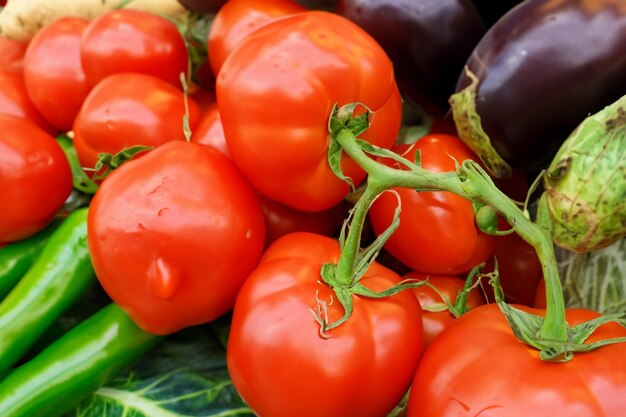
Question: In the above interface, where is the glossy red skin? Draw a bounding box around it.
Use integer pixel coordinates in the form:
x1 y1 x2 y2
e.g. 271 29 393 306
23 17 90 131
80 9 188 88
88 141 266 335
228 232 423 417
73 73 201 171
0 70 56 134
0 115 72 242
407 304 626 417
369 134 495 274
208 0 306 75
191 108 351 246
218 11 402 212
191 105 229 155
0 35 27 73
484 218 544 306
406 272 484 351
260 196 350 246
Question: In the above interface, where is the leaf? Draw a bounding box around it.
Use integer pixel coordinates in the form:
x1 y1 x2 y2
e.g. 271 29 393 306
66 327 253 417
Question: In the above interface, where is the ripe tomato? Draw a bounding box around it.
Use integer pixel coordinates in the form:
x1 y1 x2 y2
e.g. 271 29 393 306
369 134 495 274
191 105 228 155
260 195 350 246
88 141 266 335
207 0 306 75
407 304 626 417
483 218 544 306
73 73 201 171
217 11 402 212
23 17 90 131
80 9 188 87
0 115 72 242
0 70 56 134
227 232 423 417
0 35 27 73
405 272 484 351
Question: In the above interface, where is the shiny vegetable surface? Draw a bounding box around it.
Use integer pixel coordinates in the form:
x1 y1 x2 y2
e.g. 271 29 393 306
228 232 423 417
0 303 161 417
0 114 72 242
0 70 56 134
23 17 90 131
369 134 494 274
338 0 485 114
0 209 94 376
88 141 266 335
80 9 188 87
72 73 201 172
452 0 626 176
407 304 626 417
217 10 402 211
0 220 59 299
207 0 305 75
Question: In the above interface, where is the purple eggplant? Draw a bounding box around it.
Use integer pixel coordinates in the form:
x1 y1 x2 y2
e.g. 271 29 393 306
470 0 524 26
451 0 626 178
337 0 486 116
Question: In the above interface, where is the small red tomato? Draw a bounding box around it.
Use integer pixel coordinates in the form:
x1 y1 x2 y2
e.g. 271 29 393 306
23 17 90 131
80 9 188 87
228 232 423 417
0 70 56 134
0 115 72 242
207 0 306 75
369 134 495 274
406 272 484 351
88 141 266 335
73 73 201 171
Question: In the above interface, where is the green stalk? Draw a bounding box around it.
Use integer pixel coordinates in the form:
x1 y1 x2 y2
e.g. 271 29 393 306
333 125 568 344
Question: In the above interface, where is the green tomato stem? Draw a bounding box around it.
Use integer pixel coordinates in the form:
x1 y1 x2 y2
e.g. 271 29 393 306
334 127 568 344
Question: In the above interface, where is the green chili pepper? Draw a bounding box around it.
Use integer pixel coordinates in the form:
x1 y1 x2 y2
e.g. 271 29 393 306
0 219 61 300
0 208 94 376
0 303 161 417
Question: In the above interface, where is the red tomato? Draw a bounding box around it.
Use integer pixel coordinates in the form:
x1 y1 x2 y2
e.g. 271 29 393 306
369 134 495 274
0 115 72 242
484 218 544 306
407 304 626 417
80 9 188 87
73 73 201 171
207 0 306 75
406 272 484 351
23 17 90 131
88 141 266 335
191 105 229 155
260 195 350 246
188 83 216 113
217 11 402 212
227 232 423 417
0 35 27 73
0 70 56 133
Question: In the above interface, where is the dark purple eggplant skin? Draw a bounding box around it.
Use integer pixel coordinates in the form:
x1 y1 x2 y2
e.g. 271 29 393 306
455 0 626 173
470 0 524 26
337 0 486 116
176 0 228 14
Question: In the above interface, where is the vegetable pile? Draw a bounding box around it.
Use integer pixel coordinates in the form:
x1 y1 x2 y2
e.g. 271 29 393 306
0 0 624 416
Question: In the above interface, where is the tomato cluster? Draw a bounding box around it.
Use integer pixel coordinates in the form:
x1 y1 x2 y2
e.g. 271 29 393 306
1 1 625 416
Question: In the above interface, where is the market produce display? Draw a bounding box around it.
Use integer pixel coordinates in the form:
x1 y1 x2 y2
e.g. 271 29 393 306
0 0 624 416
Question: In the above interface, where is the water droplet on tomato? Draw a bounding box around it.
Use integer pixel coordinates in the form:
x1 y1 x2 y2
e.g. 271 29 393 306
147 258 181 300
